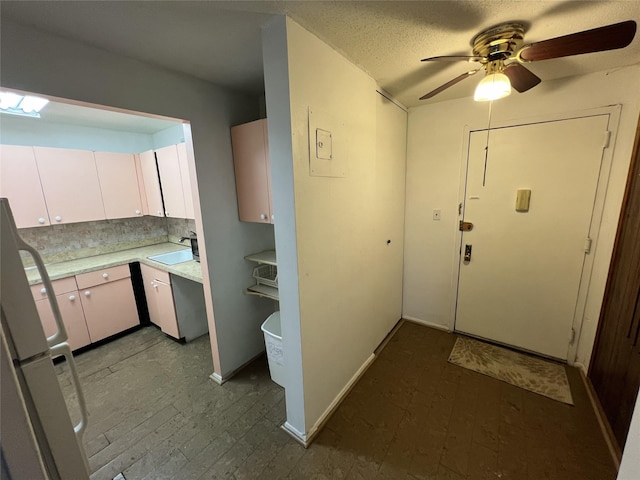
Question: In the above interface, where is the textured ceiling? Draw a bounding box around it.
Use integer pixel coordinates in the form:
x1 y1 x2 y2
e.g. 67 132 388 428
2 1 640 109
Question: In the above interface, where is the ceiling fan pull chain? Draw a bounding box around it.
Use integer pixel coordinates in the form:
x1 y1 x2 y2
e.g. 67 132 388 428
482 100 494 187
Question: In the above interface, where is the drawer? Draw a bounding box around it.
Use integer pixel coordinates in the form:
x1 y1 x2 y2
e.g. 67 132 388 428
31 277 78 301
76 264 131 290
151 268 171 284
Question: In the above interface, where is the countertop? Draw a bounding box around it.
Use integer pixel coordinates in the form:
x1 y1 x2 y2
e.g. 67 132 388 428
25 242 203 285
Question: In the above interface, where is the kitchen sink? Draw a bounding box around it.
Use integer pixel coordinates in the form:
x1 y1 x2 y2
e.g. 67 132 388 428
147 249 193 265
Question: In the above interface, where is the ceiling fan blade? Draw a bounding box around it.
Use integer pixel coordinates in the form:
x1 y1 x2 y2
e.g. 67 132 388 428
420 70 479 100
518 20 637 62
503 63 541 92
421 55 485 63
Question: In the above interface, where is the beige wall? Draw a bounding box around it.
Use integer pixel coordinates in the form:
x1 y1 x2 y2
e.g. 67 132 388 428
403 64 640 369
263 17 407 439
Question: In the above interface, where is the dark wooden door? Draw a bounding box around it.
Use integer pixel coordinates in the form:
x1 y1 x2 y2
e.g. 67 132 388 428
589 113 640 451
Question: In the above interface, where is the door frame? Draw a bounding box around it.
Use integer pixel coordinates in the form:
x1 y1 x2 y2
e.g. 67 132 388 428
448 105 622 363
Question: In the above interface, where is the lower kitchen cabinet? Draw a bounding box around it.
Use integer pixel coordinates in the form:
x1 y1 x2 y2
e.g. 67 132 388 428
140 264 180 339
32 278 91 351
76 265 139 343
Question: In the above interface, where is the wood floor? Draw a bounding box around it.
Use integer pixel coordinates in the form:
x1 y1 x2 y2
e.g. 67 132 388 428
57 321 616 480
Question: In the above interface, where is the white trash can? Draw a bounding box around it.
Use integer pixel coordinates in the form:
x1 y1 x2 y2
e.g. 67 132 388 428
261 311 286 388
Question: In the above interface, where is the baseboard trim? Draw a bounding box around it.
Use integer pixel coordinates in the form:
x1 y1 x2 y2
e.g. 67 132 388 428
579 369 622 469
302 352 377 447
402 316 451 332
209 351 266 385
281 422 307 446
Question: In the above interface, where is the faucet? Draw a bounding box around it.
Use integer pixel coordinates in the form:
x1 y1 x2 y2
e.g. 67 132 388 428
179 231 197 243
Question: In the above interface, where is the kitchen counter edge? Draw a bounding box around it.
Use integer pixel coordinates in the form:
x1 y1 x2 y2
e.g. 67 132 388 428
25 243 203 285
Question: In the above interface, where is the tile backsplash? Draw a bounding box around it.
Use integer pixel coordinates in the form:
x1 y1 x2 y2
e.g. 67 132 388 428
19 216 178 266
166 217 197 245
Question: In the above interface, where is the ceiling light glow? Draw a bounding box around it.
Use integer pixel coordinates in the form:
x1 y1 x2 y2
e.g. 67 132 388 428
0 91 49 118
474 73 512 102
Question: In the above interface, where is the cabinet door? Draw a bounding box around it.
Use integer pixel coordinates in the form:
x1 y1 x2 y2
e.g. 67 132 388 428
139 150 164 217
155 280 180 339
140 264 161 327
35 293 91 351
33 146 106 224
79 278 139 343
0 145 50 228
156 145 187 219
177 143 195 219
231 119 272 223
140 264 180 339
94 152 143 219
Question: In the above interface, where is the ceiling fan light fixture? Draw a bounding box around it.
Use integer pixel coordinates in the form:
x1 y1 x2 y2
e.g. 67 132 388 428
474 72 512 102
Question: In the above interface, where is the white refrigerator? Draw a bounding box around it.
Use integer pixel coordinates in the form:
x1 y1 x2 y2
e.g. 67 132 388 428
1 198 89 479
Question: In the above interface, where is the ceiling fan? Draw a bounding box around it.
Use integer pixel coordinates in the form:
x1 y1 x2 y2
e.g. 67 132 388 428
419 20 637 101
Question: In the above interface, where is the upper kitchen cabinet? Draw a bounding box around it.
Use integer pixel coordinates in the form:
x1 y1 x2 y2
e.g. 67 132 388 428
156 145 187 219
231 119 273 224
94 151 143 219
177 143 195 219
33 146 106 225
0 145 51 228
139 149 164 217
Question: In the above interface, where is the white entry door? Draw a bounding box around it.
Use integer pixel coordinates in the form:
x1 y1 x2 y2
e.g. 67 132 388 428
455 115 609 360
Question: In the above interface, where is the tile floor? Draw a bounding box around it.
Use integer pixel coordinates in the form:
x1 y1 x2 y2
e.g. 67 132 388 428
58 321 617 480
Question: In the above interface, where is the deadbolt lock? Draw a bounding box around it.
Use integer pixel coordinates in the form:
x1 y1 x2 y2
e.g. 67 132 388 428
459 221 474 231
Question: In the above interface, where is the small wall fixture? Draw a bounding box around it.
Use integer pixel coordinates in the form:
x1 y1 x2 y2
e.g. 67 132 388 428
0 91 49 118
474 61 511 102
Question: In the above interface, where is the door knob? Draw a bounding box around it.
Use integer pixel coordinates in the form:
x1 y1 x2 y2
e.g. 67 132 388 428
38 217 46 224
69 295 76 301
260 213 267 220
102 273 109 279
135 209 141 215
84 290 91 297
55 215 62 222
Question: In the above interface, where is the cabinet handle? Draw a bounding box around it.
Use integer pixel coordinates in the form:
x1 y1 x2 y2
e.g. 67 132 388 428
102 273 109 279
135 209 141 215
165 211 170 216
271 214 275 221
260 213 267 220
40 287 47 294
157 210 163 216
84 290 91 297
38 217 46 224
69 295 76 301
55 216 62 222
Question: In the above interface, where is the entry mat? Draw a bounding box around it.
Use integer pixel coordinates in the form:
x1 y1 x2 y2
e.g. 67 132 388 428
448 336 574 405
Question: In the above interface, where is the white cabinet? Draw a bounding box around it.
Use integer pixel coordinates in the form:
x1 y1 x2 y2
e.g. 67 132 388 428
0 145 51 228
231 119 274 224
156 145 187 219
76 265 139 343
177 142 195 219
33 146 106 225
139 144 195 220
245 250 278 301
31 277 91 351
139 149 164 217
94 151 143 219
140 264 180 339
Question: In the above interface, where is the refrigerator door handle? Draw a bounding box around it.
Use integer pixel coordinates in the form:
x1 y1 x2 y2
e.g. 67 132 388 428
49 342 90 470
18 241 69 348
